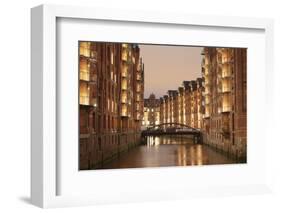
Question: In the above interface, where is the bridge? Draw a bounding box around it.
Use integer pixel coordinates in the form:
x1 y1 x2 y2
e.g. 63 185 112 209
141 122 203 144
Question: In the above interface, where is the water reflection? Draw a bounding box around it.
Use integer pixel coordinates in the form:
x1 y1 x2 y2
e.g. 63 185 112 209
102 136 238 169
147 136 160 146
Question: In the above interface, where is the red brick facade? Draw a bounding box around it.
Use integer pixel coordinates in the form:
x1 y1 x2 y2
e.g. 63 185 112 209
158 47 246 161
202 48 247 161
79 42 144 169
159 79 204 129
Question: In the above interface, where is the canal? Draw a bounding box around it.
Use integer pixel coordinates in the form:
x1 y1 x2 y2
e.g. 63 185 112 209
102 136 239 169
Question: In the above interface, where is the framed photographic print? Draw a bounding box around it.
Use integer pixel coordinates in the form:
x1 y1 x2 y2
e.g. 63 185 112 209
31 4 274 208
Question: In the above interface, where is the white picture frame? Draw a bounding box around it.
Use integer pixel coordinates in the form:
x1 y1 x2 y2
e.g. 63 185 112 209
31 4 274 208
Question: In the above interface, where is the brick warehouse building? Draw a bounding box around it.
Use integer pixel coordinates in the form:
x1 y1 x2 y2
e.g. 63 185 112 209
143 93 160 128
79 42 144 169
159 79 204 129
158 47 246 161
202 47 247 161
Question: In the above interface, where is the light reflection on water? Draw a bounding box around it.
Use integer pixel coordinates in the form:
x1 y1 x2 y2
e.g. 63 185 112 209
146 136 161 146
102 136 238 169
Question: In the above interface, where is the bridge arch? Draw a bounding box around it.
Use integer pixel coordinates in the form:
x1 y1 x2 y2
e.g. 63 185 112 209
142 122 202 144
147 122 198 131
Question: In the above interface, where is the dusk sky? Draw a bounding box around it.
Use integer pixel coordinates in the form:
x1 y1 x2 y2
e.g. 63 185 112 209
139 45 203 98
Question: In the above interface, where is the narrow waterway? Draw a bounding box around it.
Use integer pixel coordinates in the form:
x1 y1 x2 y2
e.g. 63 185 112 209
102 136 239 169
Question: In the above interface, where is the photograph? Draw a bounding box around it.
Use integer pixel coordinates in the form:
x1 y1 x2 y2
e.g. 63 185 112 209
79 41 247 170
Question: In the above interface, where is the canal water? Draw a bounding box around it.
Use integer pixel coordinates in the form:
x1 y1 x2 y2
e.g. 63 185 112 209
102 136 239 169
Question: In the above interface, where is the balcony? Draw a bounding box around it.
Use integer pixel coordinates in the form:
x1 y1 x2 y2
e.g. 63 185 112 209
136 84 142 92
80 70 89 81
121 92 128 103
222 105 231 112
205 97 210 105
79 82 90 105
80 71 97 83
222 57 228 64
222 54 232 64
136 94 141 102
79 42 91 57
221 78 230 90
135 103 140 111
222 64 232 78
121 79 127 90
121 104 128 117
222 93 231 110
80 49 90 58
79 58 89 79
222 71 232 78
222 84 231 93
80 95 98 107
80 95 89 105
121 66 128 77
122 50 128 61
136 73 142 81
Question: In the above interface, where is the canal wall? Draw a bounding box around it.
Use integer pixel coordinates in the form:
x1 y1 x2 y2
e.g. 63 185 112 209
202 132 246 162
80 132 142 170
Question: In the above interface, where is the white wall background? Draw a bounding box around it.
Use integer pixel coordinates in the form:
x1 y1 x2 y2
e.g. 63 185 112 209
0 0 280 212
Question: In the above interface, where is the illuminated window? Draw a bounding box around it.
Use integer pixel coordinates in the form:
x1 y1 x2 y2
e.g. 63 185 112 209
79 42 91 57
121 79 127 90
222 64 231 78
79 82 89 105
136 73 141 80
111 52 114 65
79 59 90 81
222 79 231 92
121 105 128 116
121 91 127 103
122 66 128 77
122 50 128 61
222 94 231 112
136 84 141 92
136 94 141 102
